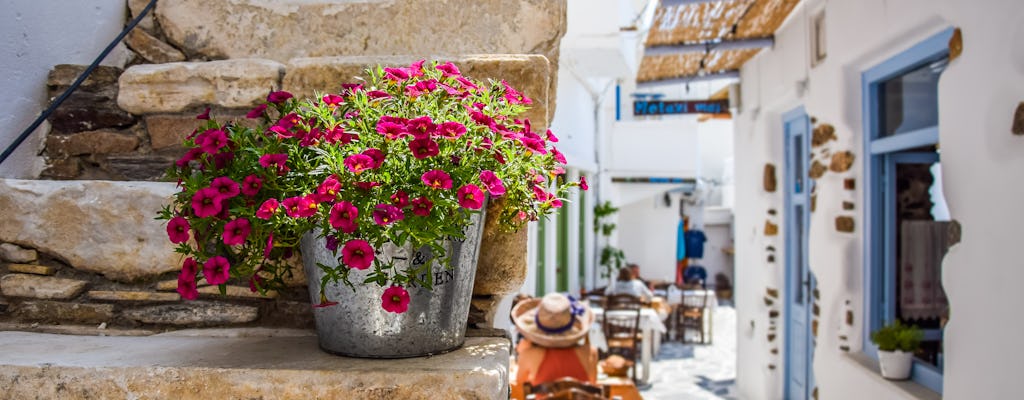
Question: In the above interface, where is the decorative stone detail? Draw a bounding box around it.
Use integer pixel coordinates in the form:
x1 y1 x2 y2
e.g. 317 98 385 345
124 29 186 64
1013 102 1024 136
948 28 963 61
87 290 181 302
843 178 856 190
764 220 778 236
842 201 855 210
122 302 260 325
829 151 855 173
45 130 140 157
0 179 180 282
0 274 88 300
197 285 279 299
763 163 776 192
811 123 837 147
118 59 286 114
766 288 778 298
809 160 827 179
0 243 38 263
12 301 115 324
948 219 962 246
6 264 55 276
835 216 855 233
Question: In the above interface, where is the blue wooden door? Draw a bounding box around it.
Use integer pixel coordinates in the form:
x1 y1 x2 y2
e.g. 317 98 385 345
783 107 815 400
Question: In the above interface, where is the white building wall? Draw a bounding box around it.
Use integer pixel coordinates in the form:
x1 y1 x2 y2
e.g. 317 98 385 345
0 1 130 178
734 0 1024 399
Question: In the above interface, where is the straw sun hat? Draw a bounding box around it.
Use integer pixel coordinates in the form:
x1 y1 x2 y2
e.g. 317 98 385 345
512 293 594 348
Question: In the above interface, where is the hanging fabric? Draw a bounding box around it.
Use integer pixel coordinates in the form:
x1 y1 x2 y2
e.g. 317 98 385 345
899 220 950 320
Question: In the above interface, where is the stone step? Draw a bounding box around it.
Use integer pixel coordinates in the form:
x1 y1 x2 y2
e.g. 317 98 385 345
0 331 509 399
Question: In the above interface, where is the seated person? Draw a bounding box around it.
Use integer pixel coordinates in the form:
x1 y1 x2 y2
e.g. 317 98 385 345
605 266 654 302
683 265 708 289
513 293 599 387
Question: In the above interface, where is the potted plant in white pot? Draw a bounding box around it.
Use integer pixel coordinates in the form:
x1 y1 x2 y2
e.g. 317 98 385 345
870 320 924 380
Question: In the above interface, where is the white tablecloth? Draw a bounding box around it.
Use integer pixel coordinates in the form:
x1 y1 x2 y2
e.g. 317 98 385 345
589 307 667 385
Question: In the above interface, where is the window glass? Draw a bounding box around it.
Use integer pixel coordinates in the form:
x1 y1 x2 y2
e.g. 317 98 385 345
878 58 947 137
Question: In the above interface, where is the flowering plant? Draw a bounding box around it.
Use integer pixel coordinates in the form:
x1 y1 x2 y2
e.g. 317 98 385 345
159 60 584 313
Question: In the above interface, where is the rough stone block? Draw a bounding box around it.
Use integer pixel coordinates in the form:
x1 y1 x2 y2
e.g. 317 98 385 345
87 290 181 302
0 322 155 337
122 302 260 325
764 220 778 236
0 332 509 399
12 301 115 324
0 179 180 282
283 55 552 130
118 59 286 114
145 111 260 150
0 274 88 300
197 285 278 299
127 0 157 31
259 300 315 329
811 123 836 147
835 216 855 233
40 157 82 180
103 153 178 180
809 160 827 179
6 264 54 276
156 278 210 291
47 64 122 96
763 163 776 192
829 151 855 173
47 104 136 134
46 130 140 157
1014 102 1024 136
0 244 38 263
124 28 186 64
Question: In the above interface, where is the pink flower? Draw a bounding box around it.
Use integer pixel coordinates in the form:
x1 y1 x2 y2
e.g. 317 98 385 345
384 67 410 81
342 239 374 270
551 147 567 164
381 286 410 314
437 121 467 139
469 110 492 126
341 82 363 93
329 201 359 233
546 129 559 143
177 257 199 300
196 129 228 154
246 104 268 119
479 170 506 196
409 59 426 77
344 154 375 174
411 196 433 216
176 148 203 169
521 137 548 155
409 138 439 159
259 153 289 175
196 107 210 120
264 233 274 259
325 235 340 252
256 198 279 219
222 218 251 246
312 292 339 308
282 196 317 218
502 80 532 105
191 187 223 218
456 76 479 91
324 126 352 144
580 176 589 191
314 175 341 202
203 256 231 285
322 93 344 106
210 176 240 199
367 90 392 99
377 120 409 140
391 190 410 208
436 62 461 77
457 184 485 209
372 204 404 225
267 90 293 103
421 169 453 190
355 181 380 191
212 151 235 170
362 148 385 168
166 216 190 244
241 175 263 197
406 116 435 139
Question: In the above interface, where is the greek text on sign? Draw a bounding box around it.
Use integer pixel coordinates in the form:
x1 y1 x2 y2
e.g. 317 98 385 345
633 99 729 116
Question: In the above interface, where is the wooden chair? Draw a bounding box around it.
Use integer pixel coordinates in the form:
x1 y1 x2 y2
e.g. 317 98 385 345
523 377 609 400
675 290 708 344
601 294 644 381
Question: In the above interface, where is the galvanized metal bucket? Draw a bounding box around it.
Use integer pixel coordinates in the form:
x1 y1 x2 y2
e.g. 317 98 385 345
299 209 485 358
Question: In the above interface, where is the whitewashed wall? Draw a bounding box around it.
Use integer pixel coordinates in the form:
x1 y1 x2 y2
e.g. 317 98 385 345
734 0 1024 399
0 1 130 178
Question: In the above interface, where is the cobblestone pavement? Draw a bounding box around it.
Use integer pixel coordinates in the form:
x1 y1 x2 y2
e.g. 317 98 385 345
640 305 740 400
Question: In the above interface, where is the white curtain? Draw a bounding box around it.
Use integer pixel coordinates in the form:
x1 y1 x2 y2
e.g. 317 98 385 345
899 220 950 320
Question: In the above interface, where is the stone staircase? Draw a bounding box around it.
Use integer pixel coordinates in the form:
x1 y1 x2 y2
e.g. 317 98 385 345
0 1 566 398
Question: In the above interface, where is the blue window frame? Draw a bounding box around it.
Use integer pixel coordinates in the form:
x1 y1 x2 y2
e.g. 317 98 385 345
862 27 955 394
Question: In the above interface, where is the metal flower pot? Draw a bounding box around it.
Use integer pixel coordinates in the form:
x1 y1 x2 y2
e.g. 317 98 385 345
299 209 485 358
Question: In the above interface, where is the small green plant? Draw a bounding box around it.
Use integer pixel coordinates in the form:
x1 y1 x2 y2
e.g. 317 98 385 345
870 320 923 352
593 201 625 278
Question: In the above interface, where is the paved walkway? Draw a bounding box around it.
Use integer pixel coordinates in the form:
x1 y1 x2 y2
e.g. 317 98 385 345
640 304 740 400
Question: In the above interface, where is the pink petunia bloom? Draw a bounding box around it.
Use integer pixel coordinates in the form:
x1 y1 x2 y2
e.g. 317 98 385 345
362 148 385 168
457 184 485 210
203 256 231 285
342 239 374 270
372 204 404 225
354 181 380 191
264 232 274 259
367 90 392 99
329 201 359 233
546 129 559 143
551 147 567 164
166 216 191 244
325 235 340 252
411 196 433 216
323 126 353 144
322 93 344 106
177 257 199 300
436 62 461 77
521 137 548 155
256 198 279 220
196 129 228 154
408 138 439 159
421 169 453 190
436 121 467 139
241 175 263 197
580 175 589 191
381 286 411 314
212 151 235 170
282 196 317 218
469 110 493 126
406 116 435 139
384 67 410 81
456 76 478 91
344 154 375 175
210 176 240 199
196 107 211 120
341 82 363 92
376 120 408 140
176 148 203 169
246 104 268 119
312 293 339 308
313 175 341 202
191 187 223 218
391 190 410 208
478 170 506 196
259 153 289 175
267 90 293 103
501 80 532 105
409 59 426 77
222 218 251 246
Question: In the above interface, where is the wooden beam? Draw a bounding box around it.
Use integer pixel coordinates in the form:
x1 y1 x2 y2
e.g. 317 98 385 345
645 37 773 56
660 0 727 6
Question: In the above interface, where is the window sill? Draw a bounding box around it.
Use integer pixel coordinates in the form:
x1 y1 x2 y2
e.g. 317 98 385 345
842 353 941 400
